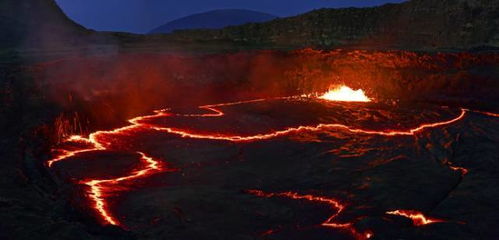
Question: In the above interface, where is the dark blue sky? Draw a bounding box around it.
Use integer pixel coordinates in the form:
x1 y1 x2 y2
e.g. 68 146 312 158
55 0 407 33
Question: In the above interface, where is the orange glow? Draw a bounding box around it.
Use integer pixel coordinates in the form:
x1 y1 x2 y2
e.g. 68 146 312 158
47 136 104 167
449 165 469 175
150 108 468 140
475 111 499 118
319 85 371 102
386 210 445 226
48 97 472 227
82 152 167 226
247 190 373 240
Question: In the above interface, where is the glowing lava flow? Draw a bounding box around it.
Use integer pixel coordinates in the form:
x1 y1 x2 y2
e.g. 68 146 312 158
48 97 475 227
47 135 104 167
386 210 445 226
247 190 373 240
151 108 468 140
47 110 170 167
319 86 371 102
449 165 469 175
180 98 268 117
82 152 166 226
475 111 499 118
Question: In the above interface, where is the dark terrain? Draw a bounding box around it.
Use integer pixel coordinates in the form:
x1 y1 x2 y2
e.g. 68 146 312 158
0 0 499 240
48 98 499 240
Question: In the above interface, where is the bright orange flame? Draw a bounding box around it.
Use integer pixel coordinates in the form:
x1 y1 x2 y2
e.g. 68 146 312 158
247 190 372 240
319 86 371 102
386 210 445 226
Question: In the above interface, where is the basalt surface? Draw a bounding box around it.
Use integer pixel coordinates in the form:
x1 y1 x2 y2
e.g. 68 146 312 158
47 98 499 240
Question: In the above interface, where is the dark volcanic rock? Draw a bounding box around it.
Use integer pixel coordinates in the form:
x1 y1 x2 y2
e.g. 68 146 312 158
167 0 499 50
2 0 499 53
0 65 132 240
0 0 87 48
49 99 499 239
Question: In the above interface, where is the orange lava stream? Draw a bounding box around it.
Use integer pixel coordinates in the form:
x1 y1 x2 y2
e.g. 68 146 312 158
475 111 499 118
449 165 469 175
83 152 165 226
150 108 468 141
47 135 105 167
180 98 268 117
444 110 499 176
386 210 445 226
47 97 477 227
47 110 170 167
247 190 373 240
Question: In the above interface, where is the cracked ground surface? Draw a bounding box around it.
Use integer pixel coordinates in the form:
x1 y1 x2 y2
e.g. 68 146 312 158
48 98 499 240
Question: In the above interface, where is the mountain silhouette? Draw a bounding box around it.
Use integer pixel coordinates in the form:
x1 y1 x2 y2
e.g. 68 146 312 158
149 9 277 34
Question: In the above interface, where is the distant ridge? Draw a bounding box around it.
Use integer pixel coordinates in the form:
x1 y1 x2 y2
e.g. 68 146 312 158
163 0 499 50
2 0 498 52
149 9 277 34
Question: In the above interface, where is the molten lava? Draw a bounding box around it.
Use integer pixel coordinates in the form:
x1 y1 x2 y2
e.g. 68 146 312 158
151 108 468 140
449 165 469 175
47 96 498 229
319 86 371 102
247 190 373 240
386 210 445 226
475 111 499 118
82 152 171 226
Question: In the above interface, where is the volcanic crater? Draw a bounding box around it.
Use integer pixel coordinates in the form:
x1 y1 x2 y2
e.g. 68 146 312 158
47 90 499 239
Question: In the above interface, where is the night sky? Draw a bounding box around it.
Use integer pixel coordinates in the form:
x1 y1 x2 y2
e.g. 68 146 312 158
55 0 407 33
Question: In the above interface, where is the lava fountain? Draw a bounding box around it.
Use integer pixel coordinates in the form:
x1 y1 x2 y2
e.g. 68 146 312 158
319 85 371 102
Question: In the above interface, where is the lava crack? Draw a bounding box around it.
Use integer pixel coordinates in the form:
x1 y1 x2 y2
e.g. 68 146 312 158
82 152 171 226
386 210 445 226
47 97 493 227
149 108 469 141
247 190 373 240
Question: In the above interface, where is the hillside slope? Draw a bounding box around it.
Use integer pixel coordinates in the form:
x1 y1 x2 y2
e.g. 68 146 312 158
0 0 90 48
167 0 499 49
1 0 498 56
